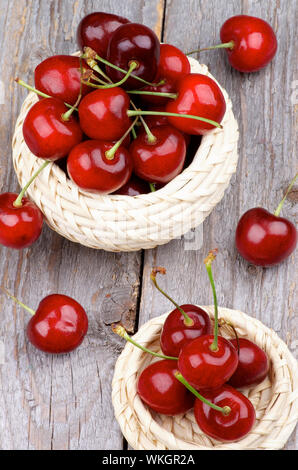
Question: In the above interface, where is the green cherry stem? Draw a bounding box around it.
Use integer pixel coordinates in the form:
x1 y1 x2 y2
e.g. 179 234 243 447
61 57 85 121
13 160 50 208
175 372 231 416
1 287 35 316
204 249 219 352
105 117 139 160
274 173 298 217
112 323 177 361
127 110 222 129
150 267 194 327
82 61 139 90
15 78 76 110
128 90 178 100
186 41 235 56
149 183 156 192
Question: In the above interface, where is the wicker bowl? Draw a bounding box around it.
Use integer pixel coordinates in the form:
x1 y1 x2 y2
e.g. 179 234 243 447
112 306 298 450
12 57 239 252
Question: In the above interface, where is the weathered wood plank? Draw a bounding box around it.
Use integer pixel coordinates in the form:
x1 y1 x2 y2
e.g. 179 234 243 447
138 0 297 450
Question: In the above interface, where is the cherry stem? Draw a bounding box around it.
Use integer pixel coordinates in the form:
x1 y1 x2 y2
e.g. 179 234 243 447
150 267 194 326
175 372 231 416
149 183 156 192
140 117 157 143
82 61 139 90
127 110 222 129
112 324 177 361
62 57 85 121
83 55 112 84
219 319 240 355
13 160 50 208
105 117 139 160
204 249 219 352
15 78 76 110
128 90 178 100
1 287 35 316
131 126 137 140
186 41 235 55
274 173 298 217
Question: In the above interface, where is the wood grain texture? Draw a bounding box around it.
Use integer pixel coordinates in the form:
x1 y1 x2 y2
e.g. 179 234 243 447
0 0 296 450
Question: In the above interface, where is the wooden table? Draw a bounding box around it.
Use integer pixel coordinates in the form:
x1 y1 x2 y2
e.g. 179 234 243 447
0 0 296 450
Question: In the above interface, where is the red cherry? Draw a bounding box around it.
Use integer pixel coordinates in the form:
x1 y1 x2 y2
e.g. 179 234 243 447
178 335 239 390
228 338 269 388
0 193 43 249
138 78 177 106
166 73 226 135
160 304 212 357
144 105 169 128
67 140 132 194
220 15 277 73
77 12 130 59
194 385 256 441
235 207 297 266
113 174 150 196
106 23 160 89
130 125 186 184
137 360 195 415
78 88 131 141
158 43 191 83
23 98 83 161
34 55 92 106
27 294 88 353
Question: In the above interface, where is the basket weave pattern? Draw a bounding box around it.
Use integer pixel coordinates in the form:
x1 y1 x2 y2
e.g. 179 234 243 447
12 58 239 252
112 307 298 450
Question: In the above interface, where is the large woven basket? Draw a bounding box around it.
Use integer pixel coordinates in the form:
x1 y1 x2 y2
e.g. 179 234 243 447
12 57 239 252
112 306 298 450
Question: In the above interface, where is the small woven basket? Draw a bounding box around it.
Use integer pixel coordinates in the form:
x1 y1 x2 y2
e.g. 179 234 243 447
12 57 239 252
112 306 298 450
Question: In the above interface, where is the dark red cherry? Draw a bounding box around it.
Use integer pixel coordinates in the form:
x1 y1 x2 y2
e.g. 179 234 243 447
158 43 191 83
166 73 226 135
235 208 297 266
106 23 160 89
130 125 186 184
77 12 130 59
23 98 83 161
0 193 43 249
194 385 256 441
228 338 269 388
220 15 277 73
161 305 212 357
138 78 177 106
27 294 88 353
144 105 169 128
78 88 131 141
137 359 195 415
67 140 133 194
178 335 239 390
34 55 92 106
113 174 150 196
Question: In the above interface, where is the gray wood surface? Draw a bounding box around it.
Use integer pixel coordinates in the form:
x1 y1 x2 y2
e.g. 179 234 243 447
0 0 296 450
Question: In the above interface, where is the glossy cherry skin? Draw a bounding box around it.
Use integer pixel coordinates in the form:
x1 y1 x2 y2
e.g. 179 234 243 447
35 55 91 106
160 305 212 357
166 73 226 135
23 98 83 161
228 338 269 388
78 88 131 141
130 125 186 184
67 140 133 194
139 78 177 106
235 208 297 266
113 174 150 196
77 12 130 59
178 335 239 391
27 294 88 354
137 359 195 415
194 385 256 441
0 193 43 249
106 23 160 89
220 15 277 73
158 43 191 83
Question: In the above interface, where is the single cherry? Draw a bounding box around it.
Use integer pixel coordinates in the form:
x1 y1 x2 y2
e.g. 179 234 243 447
34 55 92 106
177 250 238 390
130 125 186 183
193 384 256 441
113 174 150 196
3 290 88 354
158 43 191 83
166 73 226 135
77 12 130 59
23 98 83 161
235 175 297 266
106 23 160 89
228 338 269 388
150 267 212 357
136 78 177 107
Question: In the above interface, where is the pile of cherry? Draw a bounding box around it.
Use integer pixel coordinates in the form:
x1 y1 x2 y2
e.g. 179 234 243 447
113 250 269 443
